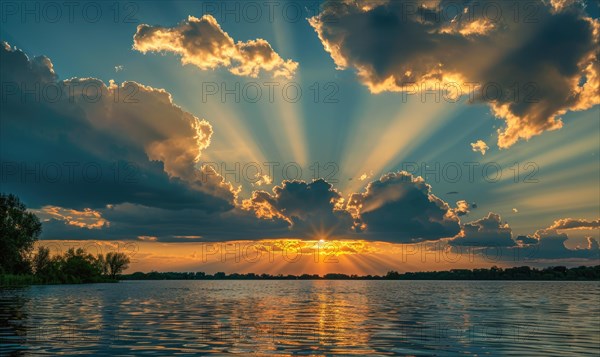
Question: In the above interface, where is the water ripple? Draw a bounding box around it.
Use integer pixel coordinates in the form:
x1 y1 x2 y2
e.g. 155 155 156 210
0 281 598 356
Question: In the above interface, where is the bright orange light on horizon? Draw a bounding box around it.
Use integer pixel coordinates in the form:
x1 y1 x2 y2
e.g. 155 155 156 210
34 238 512 276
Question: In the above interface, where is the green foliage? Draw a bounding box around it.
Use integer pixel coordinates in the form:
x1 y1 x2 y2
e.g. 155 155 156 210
0 193 132 286
0 274 39 286
39 248 129 284
0 193 42 274
2 245 130 286
61 248 106 283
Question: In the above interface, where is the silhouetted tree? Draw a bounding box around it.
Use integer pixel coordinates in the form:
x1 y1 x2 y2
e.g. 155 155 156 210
97 254 109 276
62 248 103 283
105 252 131 279
32 246 51 275
0 193 42 274
119 266 600 281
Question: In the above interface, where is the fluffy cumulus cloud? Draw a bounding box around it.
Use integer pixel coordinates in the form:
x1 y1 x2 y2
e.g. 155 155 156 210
309 0 600 148
450 215 599 260
0 42 270 242
133 15 298 79
471 140 489 155
242 179 354 237
347 172 460 243
1 42 236 211
525 228 600 260
450 212 516 247
454 200 470 216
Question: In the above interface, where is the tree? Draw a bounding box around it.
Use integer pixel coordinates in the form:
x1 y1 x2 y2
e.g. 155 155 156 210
32 246 51 275
62 248 103 283
105 252 130 279
0 193 42 274
32 246 64 283
96 254 109 276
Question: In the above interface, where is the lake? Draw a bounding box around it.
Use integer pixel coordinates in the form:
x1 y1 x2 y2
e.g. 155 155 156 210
1 281 599 356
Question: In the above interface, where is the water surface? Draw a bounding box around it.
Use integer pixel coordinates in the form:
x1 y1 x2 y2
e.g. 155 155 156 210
1 281 599 356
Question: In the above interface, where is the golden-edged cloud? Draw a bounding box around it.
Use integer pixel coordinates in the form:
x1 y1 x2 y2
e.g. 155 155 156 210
450 212 515 247
133 15 298 79
348 171 461 243
548 218 599 231
34 206 109 229
2 42 237 208
309 0 599 148
470 140 489 156
242 179 354 237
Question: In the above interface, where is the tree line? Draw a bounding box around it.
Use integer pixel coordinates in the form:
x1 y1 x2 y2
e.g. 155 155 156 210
122 265 600 281
1 193 130 285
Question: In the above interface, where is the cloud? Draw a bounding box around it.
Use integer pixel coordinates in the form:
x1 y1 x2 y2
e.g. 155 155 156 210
515 235 538 245
347 171 460 243
251 173 273 187
471 140 489 155
587 236 600 250
133 15 298 79
33 206 109 229
137 235 158 241
39 202 290 242
450 212 515 247
514 217 599 259
450 216 599 260
309 0 599 148
359 171 373 181
526 228 599 260
454 200 470 216
242 179 354 238
548 218 599 230
1 42 236 211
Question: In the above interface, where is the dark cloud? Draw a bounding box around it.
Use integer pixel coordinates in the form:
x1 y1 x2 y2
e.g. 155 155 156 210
347 172 460 243
309 0 599 148
39 203 289 242
242 179 354 238
515 235 538 245
1 42 235 211
523 228 600 260
449 217 599 261
450 212 516 247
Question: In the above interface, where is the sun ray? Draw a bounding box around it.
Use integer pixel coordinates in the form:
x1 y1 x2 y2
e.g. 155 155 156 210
340 98 461 195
